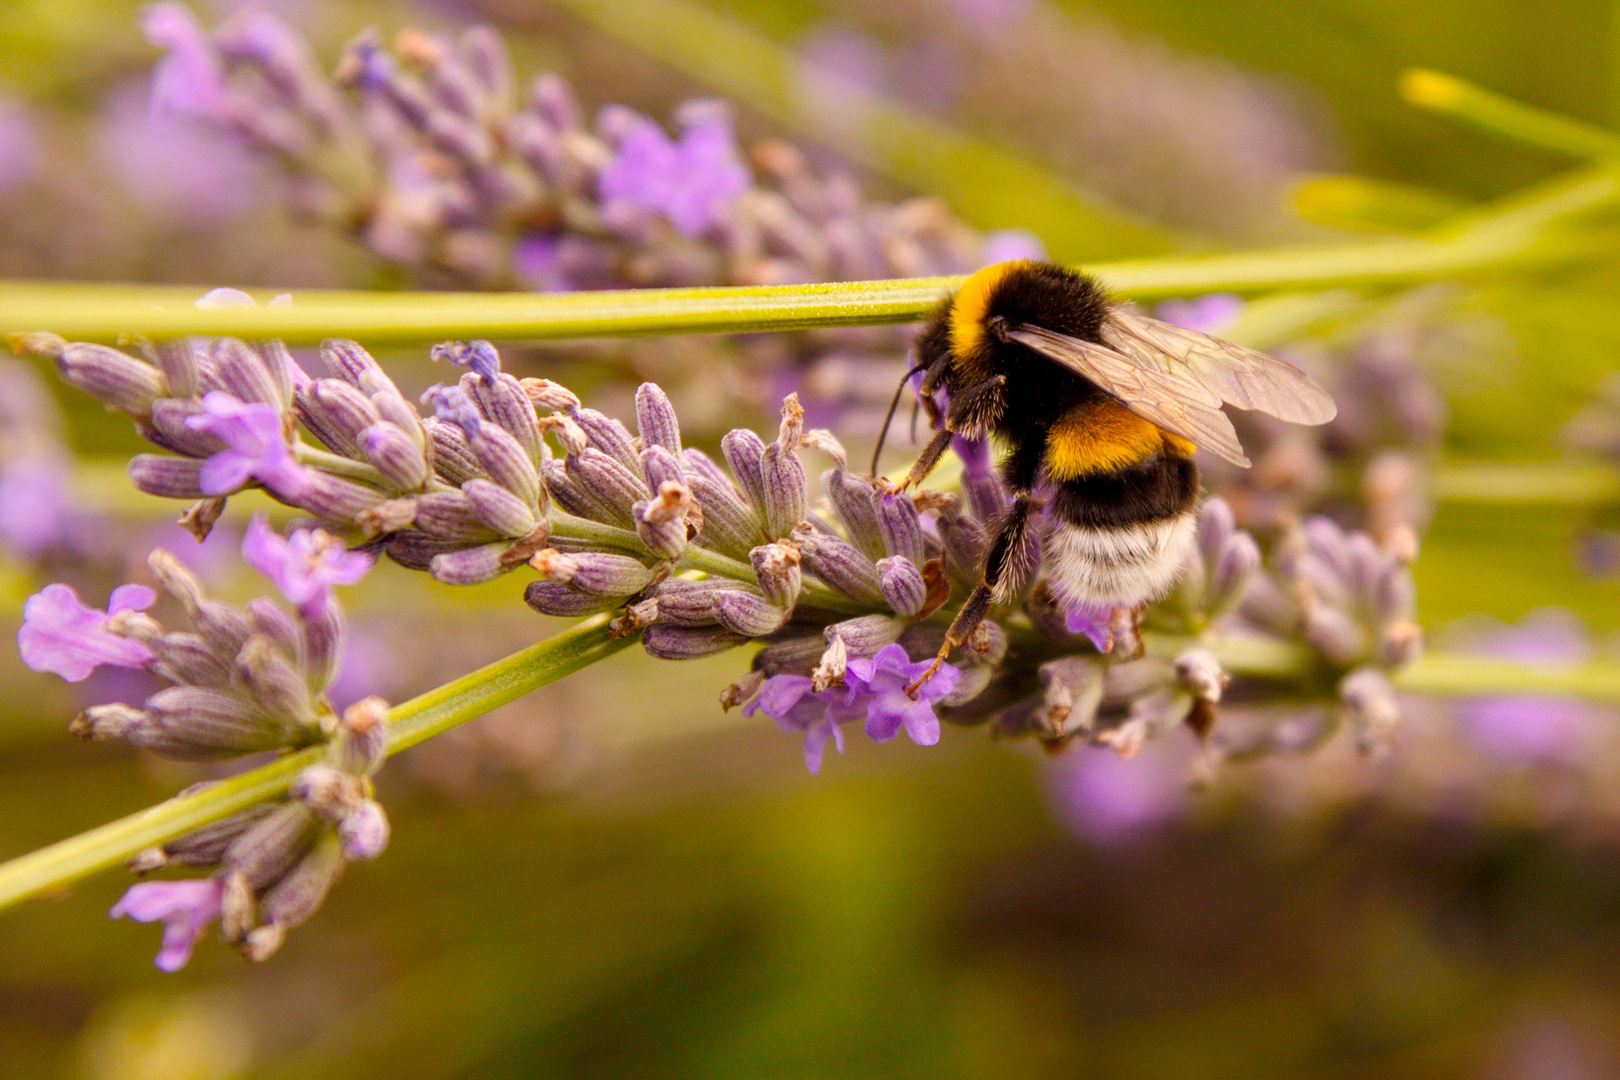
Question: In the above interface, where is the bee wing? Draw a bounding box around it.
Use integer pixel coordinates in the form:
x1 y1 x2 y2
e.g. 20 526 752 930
1100 307 1338 425
1007 325 1252 468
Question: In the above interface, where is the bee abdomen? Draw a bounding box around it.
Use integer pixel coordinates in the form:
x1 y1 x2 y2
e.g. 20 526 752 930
1042 513 1197 610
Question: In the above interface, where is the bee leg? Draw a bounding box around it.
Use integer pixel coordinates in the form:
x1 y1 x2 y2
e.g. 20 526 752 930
879 428 953 495
907 491 1033 697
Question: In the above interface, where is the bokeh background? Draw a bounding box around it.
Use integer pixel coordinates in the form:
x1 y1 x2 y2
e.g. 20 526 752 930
3 0 1620 1076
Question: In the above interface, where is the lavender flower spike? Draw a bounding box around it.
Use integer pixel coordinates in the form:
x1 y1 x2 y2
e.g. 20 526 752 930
241 515 373 617
19 583 156 682
109 877 224 972
845 644 959 747
186 392 313 499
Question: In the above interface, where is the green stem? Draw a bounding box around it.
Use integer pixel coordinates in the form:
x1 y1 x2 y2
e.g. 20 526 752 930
1400 69 1620 160
0 615 633 913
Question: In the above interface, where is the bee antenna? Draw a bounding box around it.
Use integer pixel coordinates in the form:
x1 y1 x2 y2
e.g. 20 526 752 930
871 361 929 476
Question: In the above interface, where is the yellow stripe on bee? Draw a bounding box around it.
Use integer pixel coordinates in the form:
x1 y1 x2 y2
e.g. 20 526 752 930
948 261 1027 375
1043 399 1196 480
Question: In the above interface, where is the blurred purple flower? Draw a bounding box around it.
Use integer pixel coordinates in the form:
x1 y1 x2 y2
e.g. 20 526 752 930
598 107 750 239
97 82 263 222
1450 609 1596 765
325 619 400 711
241 514 372 617
186 391 311 499
0 458 77 559
0 96 40 196
1064 602 1112 654
800 24 892 97
845 643 959 746
745 673 864 773
109 877 223 972
19 583 156 682
1049 741 1189 845
1155 294 1244 334
978 229 1046 267
942 0 1032 35
143 2 228 121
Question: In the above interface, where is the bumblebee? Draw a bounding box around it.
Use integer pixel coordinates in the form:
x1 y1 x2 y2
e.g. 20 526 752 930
878 260 1337 691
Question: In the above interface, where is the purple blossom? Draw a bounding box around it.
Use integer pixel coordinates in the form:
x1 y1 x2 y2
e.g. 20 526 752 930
0 458 78 559
745 673 864 773
1154 294 1244 334
431 340 501 383
422 383 484 435
844 643 959 746
97 82 262 222
978 229 1046 267
109 877 223 972
19 583 156 682
942 0 1032 35
241 514 372 617
143 2 228 121
0 96 40 196
598 107 750 239
1064 602 1113 654
185 391 312 499
1450 609 1595 765
1049 742 1189 845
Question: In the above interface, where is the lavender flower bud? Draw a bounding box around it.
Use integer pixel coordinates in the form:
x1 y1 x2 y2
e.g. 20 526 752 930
1174 649 1229 703
750 542 802 609
220 871 255 944
876 492 924 566
937 510 988 588
148 632 233 687
232 635 313 725
1341 666 1400 756
826 469 886 560
413 490 500 542
558 552 654 596
876 556 927 616
335 698 389 777
794 528 883 606
55 343 166 416
463 370 541 462
574 408 640 473
1345 531 1383 602
760 442 806 538
463 477 539 537
641 444 684 493
302 379 381 457
148 398 226 458
1037 656 1106 738
753 635 827 676
721 429 769 524
635 382 682 456
650 578 744 626
290 763 364 822
466 423 540 506
522 378 580 412
142 686 289 759
320 338 386 387
681 448 731 491
360 422 429 490
569 448 648 525
635 496 689 559
1208 533 1259 616
129 455 207 499
144 805 279 870
371 389 425 446
1373 564 1416 625
642 624 749 659
941 665 994 708
297 473 388 524
1379 620 1423 668
300 602 343 693
959 620 1008 667
542 457 618 524
211 338 283 410
253 339 300 409
1196 496 1235 571
822 614 905 657
524 580 621 617
1303 602 1368 665
243 834 345 961
338 800 390 860
686 473 764 559
151 338 202 399
1302 517 1353 585
69 703 148 742
429 543 509 585
423 417 487 484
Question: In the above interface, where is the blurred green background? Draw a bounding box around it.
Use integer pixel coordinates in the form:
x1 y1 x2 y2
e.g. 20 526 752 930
2 0 1620 1077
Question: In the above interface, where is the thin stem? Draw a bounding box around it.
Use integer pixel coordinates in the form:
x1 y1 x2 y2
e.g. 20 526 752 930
0 614 634 913
1400 69 1620 160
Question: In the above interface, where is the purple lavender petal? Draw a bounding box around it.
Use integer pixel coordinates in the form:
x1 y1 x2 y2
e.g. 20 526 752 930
97 82 262 222
0 458 77 558
109 877 223 972
241 514 372 616
1049 743 1189 846
845 643 958 746
977 229 1045 266
1154 294 1244 334
1064 602 1112 653
19 583 155 682
142 3 228 121
186 392 312 499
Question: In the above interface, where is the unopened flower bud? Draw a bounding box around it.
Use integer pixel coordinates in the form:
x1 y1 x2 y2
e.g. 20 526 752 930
302 379 380 457
1208 533 1259 616
336 696 389 775
222 802 318 889
129 455 208 499
876 492 924 565
634 382 682 455
138 686 289 759
641 624 749 659
423 417 487 484
1303 602 1368 665
569 448 647 525
1196 496 1235 571
825 469 885 560
751 542 802 609
524 579 621 617
794 528 884 606
959 620 1008 667
148 632 233 687
429 543 510 585
360 422 429 490
463 477 539 537
56 343 166 416
1174 649 1230 703
522 377 580 411
1341 666 1401 756
564 552 655 596
686 473 764 559
296 473 389 525
823 614 905 657
875 556 926 616
414 490 500 542
759 442 806 537
211 338 283 411
721 428 769 524
635 500 688 559
291 763 364 821
244 833 346 961
573 408 640 473
338 800 391 860
714 590 788 636
148 397 225 458
148 804 279 870
469 422 542 506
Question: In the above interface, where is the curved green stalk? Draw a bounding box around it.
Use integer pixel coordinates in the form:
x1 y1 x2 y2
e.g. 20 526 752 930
1400 69 1620 160
0 614 634 913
